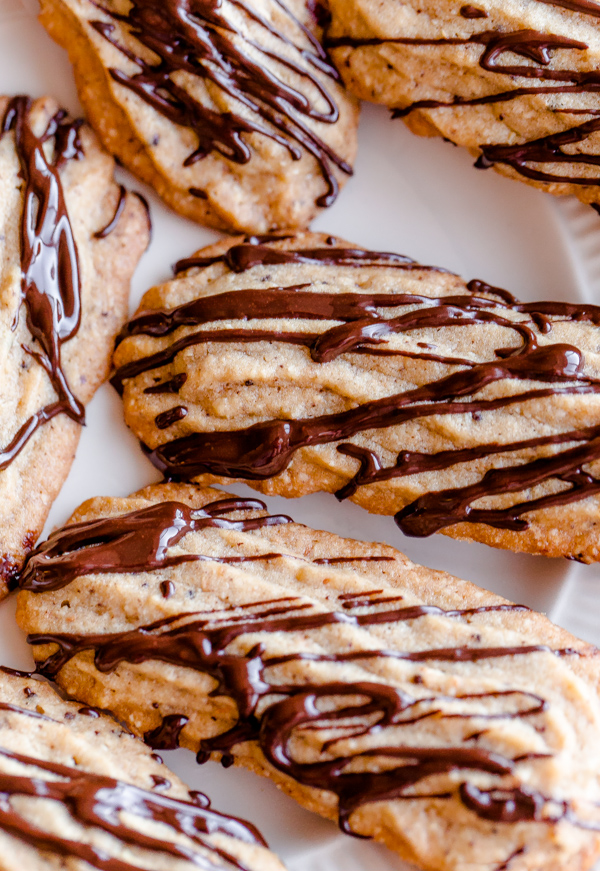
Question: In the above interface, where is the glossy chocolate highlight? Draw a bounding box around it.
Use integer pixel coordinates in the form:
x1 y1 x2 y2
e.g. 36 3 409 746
0 97 85 470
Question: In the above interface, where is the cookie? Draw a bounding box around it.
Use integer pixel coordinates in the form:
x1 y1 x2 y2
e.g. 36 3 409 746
325 0 600 206
15 481 600 871
38 0 359 234
113 231 600 561
0 94 149 596
0 666 284 870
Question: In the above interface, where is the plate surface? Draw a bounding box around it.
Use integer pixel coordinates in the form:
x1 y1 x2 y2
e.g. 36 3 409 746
2 4 600 869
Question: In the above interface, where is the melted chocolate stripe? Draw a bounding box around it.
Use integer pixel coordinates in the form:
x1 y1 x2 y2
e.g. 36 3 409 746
17 497 292 592
90 0 351 207
173 244 419 275
477 117 600 185
94 184 127 238
21 497 592 834
0 97 84 469
539 0 600 17
0 745 263 870
336 425 600 499
120 286 505 340
326 10 600 186
112 281 573 383
396 435 600 536
115 255 600 535
26 597 583 835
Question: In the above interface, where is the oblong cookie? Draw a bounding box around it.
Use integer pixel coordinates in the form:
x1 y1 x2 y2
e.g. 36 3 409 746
38 0 359 233
0 666 284 870
15 482 600 871
326 0 600 206
114 231 600 561
0 94 149 595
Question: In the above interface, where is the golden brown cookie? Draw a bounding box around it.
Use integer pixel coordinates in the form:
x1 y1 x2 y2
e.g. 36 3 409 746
0 94 149 595
0 666 285 870
15 481 600 871
113 231 600 561
38 0 359 233
326 0 600 206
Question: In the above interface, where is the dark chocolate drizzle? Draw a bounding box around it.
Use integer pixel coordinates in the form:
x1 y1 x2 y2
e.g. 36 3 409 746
27 591 587 836
145 373 188 395
160 579 176 599
94 183 127 238
145 713 190 750
460 5 488 18
0 744 265 870
17 496 291 592
539 0 600 17
113 249 600 537
90 0 351 206
19 494 595 835
0 97 85 470
173 240 418 275
155 405 188 429
0 696 266 868
475 117 600 185
326 2 600 187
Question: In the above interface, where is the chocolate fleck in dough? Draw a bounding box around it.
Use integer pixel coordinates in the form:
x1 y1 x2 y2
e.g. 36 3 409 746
114 230 600 561
325 0 600 207
38 0 359 233
0 94 149 596
0 667 284 870
16 482 600 871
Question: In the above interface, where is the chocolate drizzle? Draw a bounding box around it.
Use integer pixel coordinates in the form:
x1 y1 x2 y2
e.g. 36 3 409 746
475 117 600 185
0 97 86 470
90 0 351 206
27 589 586 836
460 5 488 18
17 496 291 592
0 694 267 868
540 0 600 17
0 743 265 870
326 2 600 187
173 240 418 275
19 492 596 836
145 713 190 749
94 183 127 238
113 249 600 537
156 404 188 429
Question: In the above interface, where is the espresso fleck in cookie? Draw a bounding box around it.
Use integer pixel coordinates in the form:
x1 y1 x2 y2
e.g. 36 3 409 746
326 0 600 206
16 482 600 871
114 231 600 561
39 0 359 233
0 666 284 870
0 94 149 595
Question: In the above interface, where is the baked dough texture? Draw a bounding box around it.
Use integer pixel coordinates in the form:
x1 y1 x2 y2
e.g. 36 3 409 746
114 231 600 561
38 0 359 234
325 0 600 205
15 482 600 871
0 95 149 597
0 666 284 870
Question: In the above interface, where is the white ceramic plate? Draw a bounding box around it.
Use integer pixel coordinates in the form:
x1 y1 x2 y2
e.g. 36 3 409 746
3 3 600 869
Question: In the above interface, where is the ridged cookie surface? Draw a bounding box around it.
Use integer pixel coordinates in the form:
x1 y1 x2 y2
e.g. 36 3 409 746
114 231 600 561
326 0 600 206
0 666 284 870
38 0 359 233
15 482 600 871
0 95 149 595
